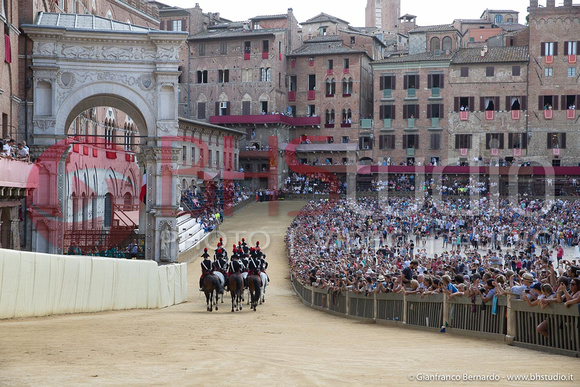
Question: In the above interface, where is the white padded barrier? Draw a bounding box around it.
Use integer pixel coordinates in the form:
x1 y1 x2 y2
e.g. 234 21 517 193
0 248 188 319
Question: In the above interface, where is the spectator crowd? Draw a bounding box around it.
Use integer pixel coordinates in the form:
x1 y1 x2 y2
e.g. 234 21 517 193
286 197 580 337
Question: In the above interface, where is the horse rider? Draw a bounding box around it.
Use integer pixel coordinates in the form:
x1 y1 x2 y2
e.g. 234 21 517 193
231 244 239 259
199 248 213 290
228 254 243 276
248 254 260 277
214 248 229 290
256 246 270 282
241 238 249 255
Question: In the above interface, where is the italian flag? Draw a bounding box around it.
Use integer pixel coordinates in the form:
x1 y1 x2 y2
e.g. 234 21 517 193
140 172 147 203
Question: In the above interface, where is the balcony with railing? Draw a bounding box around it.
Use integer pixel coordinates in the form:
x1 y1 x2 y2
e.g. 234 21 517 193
209 114 321 127
407 88 416 98
430 117 440 128
360 119 372 129
0 157 37 189
383 118 392 129
383 89 392 98
431 87 440 98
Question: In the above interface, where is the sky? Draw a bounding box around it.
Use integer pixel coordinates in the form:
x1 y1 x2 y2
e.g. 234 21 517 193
163 0 533 27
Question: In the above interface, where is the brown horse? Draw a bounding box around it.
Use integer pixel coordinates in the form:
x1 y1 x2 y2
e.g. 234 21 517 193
247 274 262 311
202 273 221 312
228 273 243 312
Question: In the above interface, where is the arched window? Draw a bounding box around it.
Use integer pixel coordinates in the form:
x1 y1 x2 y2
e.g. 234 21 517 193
430 37 441 52
442 36 452 51
82 194 88 229
342 78 353 95
494 15 503 25
91 195 97 229
123 192 132 207
325 109 335 125
326 79 335 96
104 193 112 228
72 193 78 230
342 109 352 124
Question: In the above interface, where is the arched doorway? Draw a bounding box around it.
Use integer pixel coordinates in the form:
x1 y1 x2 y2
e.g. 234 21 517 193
24 15 187 261
1 208 11 249
104 193 112 228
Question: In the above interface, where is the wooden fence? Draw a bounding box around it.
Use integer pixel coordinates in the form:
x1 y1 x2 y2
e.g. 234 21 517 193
290 275 579 357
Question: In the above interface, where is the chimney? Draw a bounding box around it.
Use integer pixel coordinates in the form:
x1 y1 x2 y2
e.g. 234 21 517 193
481 45 488 57
530 0 538 8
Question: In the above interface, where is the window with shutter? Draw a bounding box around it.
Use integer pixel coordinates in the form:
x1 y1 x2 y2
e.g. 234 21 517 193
460 67 469 77
430 133 441 150
197 102 206 119
242 101 251 115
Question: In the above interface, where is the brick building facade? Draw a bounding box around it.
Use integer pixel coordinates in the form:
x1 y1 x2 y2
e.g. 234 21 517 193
527 0 580 167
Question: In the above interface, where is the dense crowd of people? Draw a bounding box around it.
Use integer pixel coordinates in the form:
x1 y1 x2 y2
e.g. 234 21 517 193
283 173 346 195
286 197 580 337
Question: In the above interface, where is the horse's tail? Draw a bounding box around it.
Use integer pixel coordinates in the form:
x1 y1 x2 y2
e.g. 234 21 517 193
215 275 224 294
235 275 243 295
251 276 261 300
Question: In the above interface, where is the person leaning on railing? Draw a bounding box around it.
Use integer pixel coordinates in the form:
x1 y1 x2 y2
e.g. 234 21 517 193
557 277 580 307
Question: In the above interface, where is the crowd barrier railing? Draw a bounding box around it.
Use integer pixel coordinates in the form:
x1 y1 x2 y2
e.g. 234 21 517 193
290 274 579 357
509 297 580 357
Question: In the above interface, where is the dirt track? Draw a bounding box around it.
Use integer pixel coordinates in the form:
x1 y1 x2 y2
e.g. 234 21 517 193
0 201 577 386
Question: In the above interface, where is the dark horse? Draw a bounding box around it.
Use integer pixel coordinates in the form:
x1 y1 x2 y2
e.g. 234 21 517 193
247 274 262 311
228 273 243 312
202 273 222 312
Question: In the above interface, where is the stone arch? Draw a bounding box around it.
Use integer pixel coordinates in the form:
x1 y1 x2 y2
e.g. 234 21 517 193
24 19 186 260
59 85 153 138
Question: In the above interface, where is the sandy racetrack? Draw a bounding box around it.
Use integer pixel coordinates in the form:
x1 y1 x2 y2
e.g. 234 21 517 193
0 201 577 386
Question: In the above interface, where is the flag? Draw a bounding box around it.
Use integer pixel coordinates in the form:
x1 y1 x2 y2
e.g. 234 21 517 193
140 172 147 203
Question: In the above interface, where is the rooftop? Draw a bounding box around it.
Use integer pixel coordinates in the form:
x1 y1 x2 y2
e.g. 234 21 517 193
451 46 529 64
302 12 349 25
409 24 458 33
454 19 492 24
291 40 366 57
250 14 288 21
498 23 527 32
190 27 284 41
32 12 159 33
373 50 454 64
